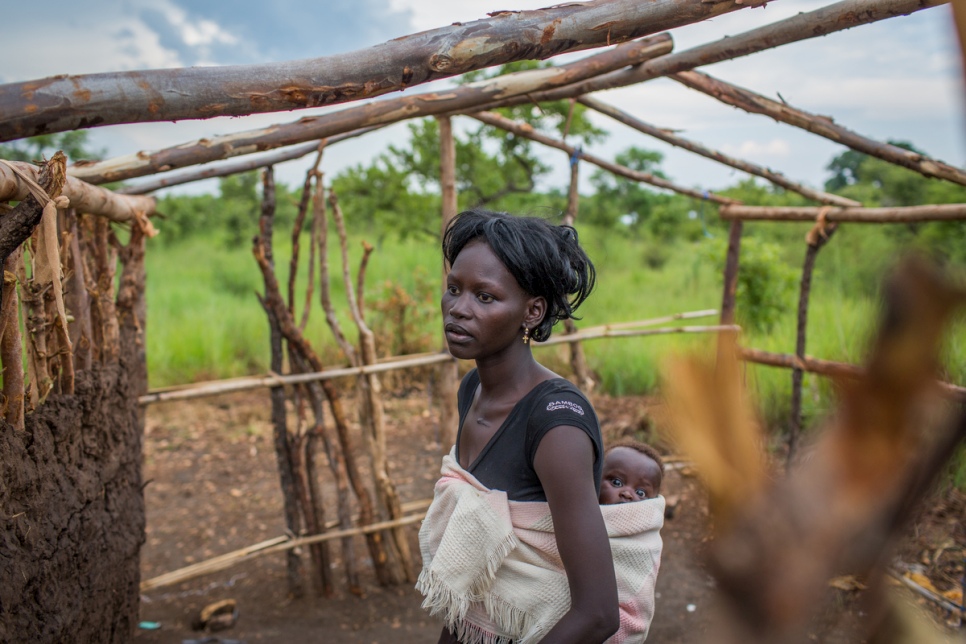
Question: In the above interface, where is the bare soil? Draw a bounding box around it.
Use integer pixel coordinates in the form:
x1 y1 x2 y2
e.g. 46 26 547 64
132 387 964 644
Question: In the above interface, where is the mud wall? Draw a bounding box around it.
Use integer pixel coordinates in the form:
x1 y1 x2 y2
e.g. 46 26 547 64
0 363 144 642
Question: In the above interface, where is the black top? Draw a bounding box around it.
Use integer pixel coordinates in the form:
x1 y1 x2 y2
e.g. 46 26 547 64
455 368 603 502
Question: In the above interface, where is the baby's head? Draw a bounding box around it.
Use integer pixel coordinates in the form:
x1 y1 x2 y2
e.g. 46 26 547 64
599 440 664 505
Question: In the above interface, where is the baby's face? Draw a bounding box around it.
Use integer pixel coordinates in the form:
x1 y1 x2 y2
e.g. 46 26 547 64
599 447 662 505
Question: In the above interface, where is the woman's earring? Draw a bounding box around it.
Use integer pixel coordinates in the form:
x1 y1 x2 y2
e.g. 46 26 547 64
522 326 530 345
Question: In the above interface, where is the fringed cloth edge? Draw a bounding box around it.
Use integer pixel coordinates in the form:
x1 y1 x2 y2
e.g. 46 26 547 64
417 448 664 644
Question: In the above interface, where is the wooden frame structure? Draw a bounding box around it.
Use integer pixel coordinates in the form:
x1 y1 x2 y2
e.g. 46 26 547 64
1 0 964 637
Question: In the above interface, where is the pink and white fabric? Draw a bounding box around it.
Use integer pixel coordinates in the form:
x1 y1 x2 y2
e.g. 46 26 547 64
417 449 664 644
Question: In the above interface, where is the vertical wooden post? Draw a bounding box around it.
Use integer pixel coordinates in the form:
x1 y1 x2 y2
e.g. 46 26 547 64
720 220 743 327
788 222 838 464
561 154 594 390
63 210 93 373
437 115 460 450
1 248 25 429
256 167 305 598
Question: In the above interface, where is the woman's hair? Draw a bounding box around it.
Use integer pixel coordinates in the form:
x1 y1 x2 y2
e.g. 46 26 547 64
442 209 596 342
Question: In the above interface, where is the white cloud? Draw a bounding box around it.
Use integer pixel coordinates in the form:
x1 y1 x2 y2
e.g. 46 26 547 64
721 138 791 159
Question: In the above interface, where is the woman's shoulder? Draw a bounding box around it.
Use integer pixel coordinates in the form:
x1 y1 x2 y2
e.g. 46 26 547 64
527 377 598 426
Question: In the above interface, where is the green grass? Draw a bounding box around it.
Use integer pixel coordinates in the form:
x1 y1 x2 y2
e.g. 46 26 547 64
142 223 966 486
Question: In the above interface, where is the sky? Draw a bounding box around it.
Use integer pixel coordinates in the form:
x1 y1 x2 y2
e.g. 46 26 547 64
2 0 964 198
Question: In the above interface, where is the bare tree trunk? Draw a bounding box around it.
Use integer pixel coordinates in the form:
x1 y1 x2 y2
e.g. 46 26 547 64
289 146 326 319
115 224 148 397
788 223 838 465
1 248 25 430
474 0 944 112
329 191 413 583
673 70 966 187
4 0 754 141
471 110 739 205
720 222 743 327
720 203 966 223
561 158 594 390
436 115 460 451
254 168 305 598
263 302 305 598
255 172 395 586
117 128 377 196
68 35 673 185
578 95 862 208
62 209 93 373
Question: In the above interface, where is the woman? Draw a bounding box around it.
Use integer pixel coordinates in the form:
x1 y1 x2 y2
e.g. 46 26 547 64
419 209 619 643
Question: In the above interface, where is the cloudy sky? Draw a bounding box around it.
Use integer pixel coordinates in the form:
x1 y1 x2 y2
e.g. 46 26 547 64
3 0 964 197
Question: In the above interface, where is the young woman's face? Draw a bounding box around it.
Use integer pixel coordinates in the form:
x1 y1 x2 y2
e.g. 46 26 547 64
599 447 662 504
442 240 537 361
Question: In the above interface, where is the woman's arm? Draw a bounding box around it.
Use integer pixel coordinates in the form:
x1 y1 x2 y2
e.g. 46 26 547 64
534 425 619 643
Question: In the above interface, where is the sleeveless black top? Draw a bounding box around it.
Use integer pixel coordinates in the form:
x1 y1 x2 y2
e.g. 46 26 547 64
455 369 603 502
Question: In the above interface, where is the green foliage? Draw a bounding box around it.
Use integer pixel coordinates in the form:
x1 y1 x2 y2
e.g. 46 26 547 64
367 266 439 356
824 142 966 263
330 147 440 240
719 177 810 208
706 236 797 334
0 131 104 163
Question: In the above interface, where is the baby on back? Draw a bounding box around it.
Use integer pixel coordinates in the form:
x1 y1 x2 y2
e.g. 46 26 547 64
599 439 664 505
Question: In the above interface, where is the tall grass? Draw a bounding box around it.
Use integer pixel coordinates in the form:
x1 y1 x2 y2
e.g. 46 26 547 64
144 224 965 432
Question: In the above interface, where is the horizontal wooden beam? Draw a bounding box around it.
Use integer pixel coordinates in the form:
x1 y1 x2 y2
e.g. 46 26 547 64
578 95 861 208
0 160 155 221
116 126 381 195
720 203 966 223
138 351 454 406
672 69 966 186
0 0 757 142
464 0 946 111
470 110 740 205
739 346 966 401
69 0 937 186
68 35 673 185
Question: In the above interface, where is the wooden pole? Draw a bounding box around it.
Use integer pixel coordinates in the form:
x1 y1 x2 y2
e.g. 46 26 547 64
458 0 945 113
2 0 762 142
470 110 740 205
788 222 838 465
330 190 413 583
138 352 453 406
437 115 460 451
0 161 155 222
67 0 937 186
116 127 379 195
536 324 740 346
67 35 673 185
720 203 966 222
738 346 966 401
719 221 743 327
62 209 93 373
578 95 861 208
560 154 594 389
1 248 25 430
254 167 305 598
140 512 428 593
673 70 966 187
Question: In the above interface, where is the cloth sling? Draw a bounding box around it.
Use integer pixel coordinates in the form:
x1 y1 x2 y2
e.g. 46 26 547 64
416 449 664 644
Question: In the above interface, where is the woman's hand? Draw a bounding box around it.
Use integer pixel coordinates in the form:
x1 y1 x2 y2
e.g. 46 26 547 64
534 426 619 643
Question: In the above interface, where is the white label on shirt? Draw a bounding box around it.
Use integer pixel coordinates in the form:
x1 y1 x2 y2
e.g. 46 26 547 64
546 400 584 416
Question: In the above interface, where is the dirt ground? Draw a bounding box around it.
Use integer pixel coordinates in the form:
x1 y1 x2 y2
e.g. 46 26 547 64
132 386 964 644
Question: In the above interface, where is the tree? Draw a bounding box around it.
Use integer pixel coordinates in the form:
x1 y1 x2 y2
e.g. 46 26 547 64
330 61 608 240
824 141 966 263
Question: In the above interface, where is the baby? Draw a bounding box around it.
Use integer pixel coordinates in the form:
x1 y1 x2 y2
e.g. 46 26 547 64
599 440 664 504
